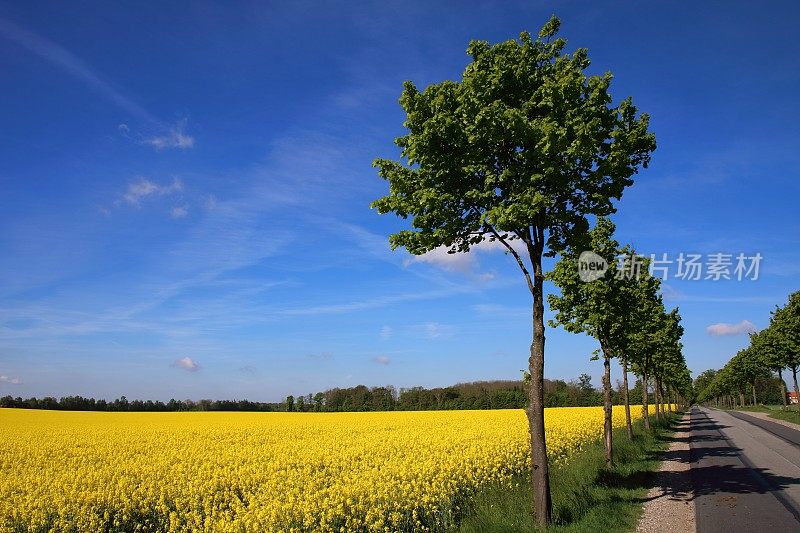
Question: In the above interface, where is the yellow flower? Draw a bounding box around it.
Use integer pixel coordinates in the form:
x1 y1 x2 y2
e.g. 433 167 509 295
0 405 663 532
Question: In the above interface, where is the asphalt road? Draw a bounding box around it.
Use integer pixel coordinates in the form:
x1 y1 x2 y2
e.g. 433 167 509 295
690 406 800 532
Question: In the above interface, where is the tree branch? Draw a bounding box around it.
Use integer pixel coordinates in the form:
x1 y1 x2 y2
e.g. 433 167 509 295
486 224 536 295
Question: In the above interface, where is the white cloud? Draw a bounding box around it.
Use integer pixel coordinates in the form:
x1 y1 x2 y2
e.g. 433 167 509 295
660 283 684 301
0 374 22 385
406 246 477 273
144 121 195 150
373 355 391 365
404 238 525 276
170 205 189 219
122 177 183 206
706 320 757 336
172 356 199 371
379 325 393 339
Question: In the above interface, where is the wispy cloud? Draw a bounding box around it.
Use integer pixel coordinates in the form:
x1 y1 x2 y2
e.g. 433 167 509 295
281 287 470 316
0 374 22 385
379 325 393 339
372 355 391 365
0 17 196 150
122 177 183 207
144 120 195 150
660 283 684 301
0 16 159 124
706 320 757 336
307 352 333 360
172 356 200 371
170 205 189 219
422 321 455 339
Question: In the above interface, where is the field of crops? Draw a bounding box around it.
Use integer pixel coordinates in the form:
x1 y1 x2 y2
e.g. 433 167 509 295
0 406 657 532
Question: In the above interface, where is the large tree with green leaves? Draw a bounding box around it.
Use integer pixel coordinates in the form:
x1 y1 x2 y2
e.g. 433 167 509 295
371 16 655 524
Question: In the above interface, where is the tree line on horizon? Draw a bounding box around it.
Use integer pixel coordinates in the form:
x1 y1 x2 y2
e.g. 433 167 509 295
284 374 655 412
0 374 655 413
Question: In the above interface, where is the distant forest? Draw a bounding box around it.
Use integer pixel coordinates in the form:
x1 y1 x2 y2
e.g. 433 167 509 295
1 374 650 412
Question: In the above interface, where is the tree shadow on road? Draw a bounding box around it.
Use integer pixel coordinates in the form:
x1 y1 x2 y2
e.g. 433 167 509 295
607 411 800 505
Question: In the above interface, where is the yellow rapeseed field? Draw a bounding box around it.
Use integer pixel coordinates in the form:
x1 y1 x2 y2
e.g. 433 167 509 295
0 406 657 532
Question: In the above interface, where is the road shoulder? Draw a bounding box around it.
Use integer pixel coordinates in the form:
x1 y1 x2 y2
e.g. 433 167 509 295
636 412 695 533
730 409 800 432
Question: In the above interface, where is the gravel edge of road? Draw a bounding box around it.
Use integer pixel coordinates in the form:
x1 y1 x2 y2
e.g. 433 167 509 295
636 412 695 533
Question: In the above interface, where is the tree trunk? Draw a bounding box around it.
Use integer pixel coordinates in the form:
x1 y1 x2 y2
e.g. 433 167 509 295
792 366 800 413
641 370 651 430
654 378 662 421
778 368 788 408
659 380 669 414
525 239 552 526
602 351 613 467
622 357 633 439
752 380 757 406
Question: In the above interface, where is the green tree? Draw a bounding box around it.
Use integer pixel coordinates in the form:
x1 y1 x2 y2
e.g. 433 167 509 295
613 252 659 437
371 17 655 524
313 392 325 412
751 327 791 407
772 291 800 411
623 269 664 429
694 369 718 398
649 307 685 418
285 395 295 412
549 217 630 466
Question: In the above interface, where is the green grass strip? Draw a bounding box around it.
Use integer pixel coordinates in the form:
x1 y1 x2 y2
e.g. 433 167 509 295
458 414 680 532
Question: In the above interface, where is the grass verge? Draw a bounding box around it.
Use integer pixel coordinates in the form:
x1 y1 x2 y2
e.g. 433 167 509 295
732 404 800 425
458 413 680 533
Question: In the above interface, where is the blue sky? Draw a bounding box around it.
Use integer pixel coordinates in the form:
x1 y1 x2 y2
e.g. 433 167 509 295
1 1 798 401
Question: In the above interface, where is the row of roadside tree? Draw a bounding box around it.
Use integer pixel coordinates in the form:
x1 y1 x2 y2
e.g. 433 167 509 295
546 217 693 467
696 291 800 410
